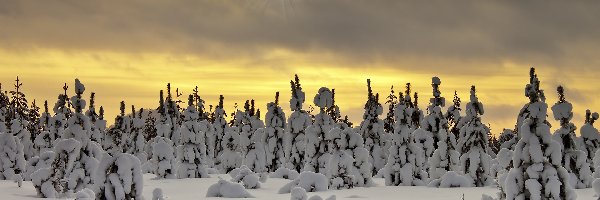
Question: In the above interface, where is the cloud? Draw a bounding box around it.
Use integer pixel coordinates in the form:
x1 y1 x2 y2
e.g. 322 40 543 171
2 0 600 73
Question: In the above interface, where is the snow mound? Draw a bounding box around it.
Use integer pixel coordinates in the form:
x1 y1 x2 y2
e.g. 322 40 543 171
75 188 95 200
230 165 261 189
153 188 166 200
428 171 473 188
291 187 308 200
271 167 300 180
279 171 329 194
206 178 254 198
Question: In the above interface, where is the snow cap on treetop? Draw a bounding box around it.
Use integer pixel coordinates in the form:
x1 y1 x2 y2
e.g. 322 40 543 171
74 78 85 94
432 77 441 85
314 87 333 109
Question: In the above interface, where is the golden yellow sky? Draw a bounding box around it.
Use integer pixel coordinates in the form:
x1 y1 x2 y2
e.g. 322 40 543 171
1 1 600 135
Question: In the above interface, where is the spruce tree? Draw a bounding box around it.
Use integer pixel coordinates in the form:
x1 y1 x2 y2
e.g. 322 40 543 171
265 92 286 172
358 79 386 175
551 86 592 188
212 95 229 170
176 95 210 178
304 87 334 173
503 68 575 200
458 86 493 187
581 109 600 170
286 75 311 172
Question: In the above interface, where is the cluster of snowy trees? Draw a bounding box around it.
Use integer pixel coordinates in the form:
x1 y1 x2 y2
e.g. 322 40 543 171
2 68 600 199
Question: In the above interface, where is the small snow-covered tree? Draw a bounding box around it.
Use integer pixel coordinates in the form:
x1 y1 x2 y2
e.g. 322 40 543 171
446 91 462 141
235 99 265 156
219 127 242 173
0 131 26 180
265 92 286 172
551 86 592 188
304 87 334 173
32 138 80 197
176 95 210 179
503 68 576 200
286 75 311 172
498 129 518 150
490 148 513 199
105 101 130 154
34 101 53 154
384 85 397 137
8 77 35 159
426 77 460 181
49 85 71 147
147 137 176 179
343 128 373 187
243 129 268 173
326 128 355 190
211 95 228 169
60 79 103 192
457 86 493 187
155 90 173 140
230 165 262 189
582 109 600 170
358 79 386 175
127 106 146 162
93 152 144 200
382 85 428 186
24 151 55 181
86 92 103 143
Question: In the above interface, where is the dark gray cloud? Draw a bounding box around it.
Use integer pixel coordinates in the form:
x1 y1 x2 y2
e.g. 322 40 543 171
1 0 600 73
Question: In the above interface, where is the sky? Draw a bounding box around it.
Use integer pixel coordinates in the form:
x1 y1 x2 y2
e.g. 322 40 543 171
1 0 599 135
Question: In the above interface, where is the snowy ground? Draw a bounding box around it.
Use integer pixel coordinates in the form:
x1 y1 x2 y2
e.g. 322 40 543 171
0 174 595 200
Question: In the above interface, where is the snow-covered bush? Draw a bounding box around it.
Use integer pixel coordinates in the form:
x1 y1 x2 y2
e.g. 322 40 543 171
206 178 254 198
359 80 387 175
502 68 576 200
0 132 26 180
279 171 329 194
551 86 592 188
271 167 300 180
176 95 210 179
93 152 144 200
265 92 286 172
230 165 261 189
31 138 80 197
326 128 355 190
304 87 334 173
243 128 268 173
457 86 493 187
291 187 308 200
152 188 166 200
24 151 55 181
490 148 513 199
218 127 242 173
147 137 176 179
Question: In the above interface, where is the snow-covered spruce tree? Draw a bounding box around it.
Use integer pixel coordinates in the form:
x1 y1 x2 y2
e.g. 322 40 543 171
326 128 355 190
426 77 460 181
165 83 181 145
490 148 513 199
382 83 428 186
551 86 592 189
60 79 104 193
127 106 147 162
34 101 53 154
503 68 576 200
0 83 9 133
85 92 103 144
236 99 265 156
446 91 462 142
582 109 600 171
286 75 311 172
176 95 210 178
342 124 373 187
212 95 228 170
155 90 173 140
147 136 176 179
31 138 80 197
0 130 26 180
499 128 518 150
49 84 72 146
457 86 493 187
243 127 268 173
265 92 286 172
219 127 242 173
191 87 214 168
93 152 143 200
28 100 41 155
384 85 398 139
514 68 550 139
304 87 334 173
105 101 130 154
358 79 386 175
8 77 35 159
